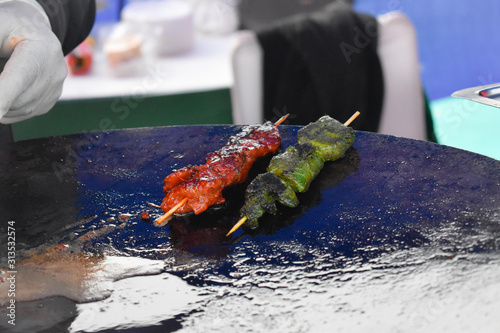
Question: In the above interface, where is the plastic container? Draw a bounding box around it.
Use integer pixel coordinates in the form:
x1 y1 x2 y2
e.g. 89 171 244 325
121 0 194 57
103 22 145 76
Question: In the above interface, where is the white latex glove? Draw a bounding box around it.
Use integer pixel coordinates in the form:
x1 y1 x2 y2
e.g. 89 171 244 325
0 0 67 124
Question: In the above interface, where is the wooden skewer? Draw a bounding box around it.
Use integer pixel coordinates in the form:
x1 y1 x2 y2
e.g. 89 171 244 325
158 115 290 224
226 216 247 237
344 111 360 127
223 116 286 236
155 197 187 225
226 111 361 237
274 114 289 126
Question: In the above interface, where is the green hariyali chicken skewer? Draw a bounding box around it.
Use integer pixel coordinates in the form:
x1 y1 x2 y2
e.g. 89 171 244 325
227 112 359 236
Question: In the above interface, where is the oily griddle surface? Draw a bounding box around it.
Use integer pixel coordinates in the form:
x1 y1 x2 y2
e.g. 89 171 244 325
0 125 498 259
1 125 500 331
0 126 499 255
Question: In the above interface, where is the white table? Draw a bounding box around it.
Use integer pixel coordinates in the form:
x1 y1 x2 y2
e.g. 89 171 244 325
60 33 237 101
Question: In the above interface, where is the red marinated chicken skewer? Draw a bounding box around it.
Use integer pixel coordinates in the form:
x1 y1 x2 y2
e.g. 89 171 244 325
156 115 288 224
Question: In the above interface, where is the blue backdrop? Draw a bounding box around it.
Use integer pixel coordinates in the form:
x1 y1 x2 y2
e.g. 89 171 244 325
354 0 500 100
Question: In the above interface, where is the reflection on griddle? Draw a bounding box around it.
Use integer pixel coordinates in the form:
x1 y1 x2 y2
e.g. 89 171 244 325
168 148 360 255
167 155 276 258
0 137 80 256
249 147 360 236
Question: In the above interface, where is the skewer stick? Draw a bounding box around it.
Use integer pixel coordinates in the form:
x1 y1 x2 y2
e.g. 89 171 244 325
226 111 361 237
274 114 289 126
343 111 360 127
161 116 290 221
226 216 247 237
223 116 286 235
155 197 187 225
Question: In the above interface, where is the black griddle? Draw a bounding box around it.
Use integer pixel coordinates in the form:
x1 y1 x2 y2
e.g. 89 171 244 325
0 126 499 332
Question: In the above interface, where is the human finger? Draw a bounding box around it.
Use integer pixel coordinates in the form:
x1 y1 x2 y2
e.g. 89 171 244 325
0 83 61 124
0 41 42 117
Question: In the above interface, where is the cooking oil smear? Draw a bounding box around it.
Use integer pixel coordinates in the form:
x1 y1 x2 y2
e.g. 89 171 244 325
178 242 500 332
0 251 211 333
69 272 207 333
0 254 166 305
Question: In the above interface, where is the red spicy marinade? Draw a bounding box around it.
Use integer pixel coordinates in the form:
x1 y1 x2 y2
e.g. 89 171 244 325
161 122 281 215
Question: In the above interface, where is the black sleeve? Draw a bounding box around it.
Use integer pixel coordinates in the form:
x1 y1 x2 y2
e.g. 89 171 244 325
36 0 96 55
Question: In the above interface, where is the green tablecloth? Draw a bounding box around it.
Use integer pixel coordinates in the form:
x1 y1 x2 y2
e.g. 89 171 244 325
12 88 233 141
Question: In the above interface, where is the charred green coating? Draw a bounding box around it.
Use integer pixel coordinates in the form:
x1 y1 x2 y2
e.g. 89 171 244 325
297 115 355 162
267 143 324 193
241 172 298 228
240 115 355 229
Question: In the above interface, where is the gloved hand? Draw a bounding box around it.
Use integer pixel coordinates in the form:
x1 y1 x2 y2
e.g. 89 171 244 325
0 0 67 124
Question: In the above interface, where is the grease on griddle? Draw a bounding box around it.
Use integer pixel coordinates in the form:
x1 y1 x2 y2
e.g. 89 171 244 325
166 148 359 255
